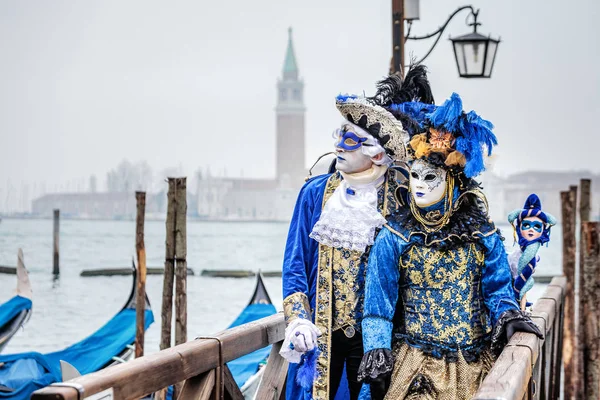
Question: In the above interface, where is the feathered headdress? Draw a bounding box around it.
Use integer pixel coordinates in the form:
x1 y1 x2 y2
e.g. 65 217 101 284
396 93 497 178
335 65 435 162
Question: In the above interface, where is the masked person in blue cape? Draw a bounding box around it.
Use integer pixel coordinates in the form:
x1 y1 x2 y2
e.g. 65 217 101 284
507 194 557 310
279 66 434 400
357 94 543 400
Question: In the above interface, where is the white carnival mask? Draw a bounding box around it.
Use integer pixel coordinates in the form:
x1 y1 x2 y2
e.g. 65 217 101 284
333 122 389 174
409 159 447 208
333 125 373 174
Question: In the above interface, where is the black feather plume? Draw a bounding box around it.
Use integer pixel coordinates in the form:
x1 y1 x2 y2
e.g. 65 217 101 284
370 64 434 107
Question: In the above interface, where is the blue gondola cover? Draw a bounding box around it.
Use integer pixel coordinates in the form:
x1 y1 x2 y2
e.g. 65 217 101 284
226 303 277 387
0 296 32 330
0 309 154 400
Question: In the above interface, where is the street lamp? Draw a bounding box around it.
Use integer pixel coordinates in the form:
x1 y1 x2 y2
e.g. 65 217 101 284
449 10 500 78
391 1 501 79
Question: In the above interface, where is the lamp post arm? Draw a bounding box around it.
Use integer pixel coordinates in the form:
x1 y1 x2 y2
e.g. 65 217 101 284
405 5 477 64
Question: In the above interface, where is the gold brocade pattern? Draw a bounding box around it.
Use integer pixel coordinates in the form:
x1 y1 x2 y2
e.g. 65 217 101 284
384 342 495 400
399 243 491 348
283 292 311 323
331 248 363 333
312 170 401 400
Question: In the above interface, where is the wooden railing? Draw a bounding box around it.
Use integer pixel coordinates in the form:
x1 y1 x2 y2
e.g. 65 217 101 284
474 276 566 400
32 313 288 400
32 278 566 400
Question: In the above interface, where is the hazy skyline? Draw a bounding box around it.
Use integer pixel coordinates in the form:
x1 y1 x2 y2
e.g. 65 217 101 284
1 0 599 211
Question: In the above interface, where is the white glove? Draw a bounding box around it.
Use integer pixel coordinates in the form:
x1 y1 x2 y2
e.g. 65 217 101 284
279 319 322 363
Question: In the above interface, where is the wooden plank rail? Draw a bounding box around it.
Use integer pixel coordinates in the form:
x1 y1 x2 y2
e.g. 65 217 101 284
32 281 566 400
31 313 285 400
474 276 567 400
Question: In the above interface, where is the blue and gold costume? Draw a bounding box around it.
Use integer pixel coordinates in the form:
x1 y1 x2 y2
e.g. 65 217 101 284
283 169 402 400
358 93 542 399
361 193 519 398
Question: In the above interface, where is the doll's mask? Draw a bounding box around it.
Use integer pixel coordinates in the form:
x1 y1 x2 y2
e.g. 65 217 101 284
409 159 447 208
520 216 544 241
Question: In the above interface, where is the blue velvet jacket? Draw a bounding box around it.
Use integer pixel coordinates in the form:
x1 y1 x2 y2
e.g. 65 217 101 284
282 173 331 322
362 202 520 360
282 170 402 400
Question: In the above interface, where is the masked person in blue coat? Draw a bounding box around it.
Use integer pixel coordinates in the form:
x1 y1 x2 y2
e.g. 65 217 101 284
279 66 434 400
357 93 543 400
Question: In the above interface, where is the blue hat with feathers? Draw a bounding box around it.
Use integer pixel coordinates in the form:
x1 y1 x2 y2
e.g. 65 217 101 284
394 93 497 178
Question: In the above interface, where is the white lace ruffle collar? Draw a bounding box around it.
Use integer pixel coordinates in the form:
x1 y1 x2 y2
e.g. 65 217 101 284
309 166 387 252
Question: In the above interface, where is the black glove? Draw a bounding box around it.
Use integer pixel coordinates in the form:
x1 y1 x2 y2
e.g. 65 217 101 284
357 349 394 400
505 319 543 342
369 374 391 400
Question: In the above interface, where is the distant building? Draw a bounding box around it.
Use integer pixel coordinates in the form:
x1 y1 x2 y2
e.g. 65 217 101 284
481 170 600 223
195 28 306 221
32 193 135 219
31 192 167 219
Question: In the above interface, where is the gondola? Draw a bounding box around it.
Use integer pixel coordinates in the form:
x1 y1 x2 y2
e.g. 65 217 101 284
227 273 277 397
0 262 154 400
0 250 32 353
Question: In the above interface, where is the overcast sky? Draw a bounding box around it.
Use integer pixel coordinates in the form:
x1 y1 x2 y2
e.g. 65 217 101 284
0 0 598 209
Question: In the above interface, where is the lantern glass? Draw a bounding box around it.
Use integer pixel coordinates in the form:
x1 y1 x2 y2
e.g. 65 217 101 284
463 41 486 76
483 40 499 77
450 32 500 78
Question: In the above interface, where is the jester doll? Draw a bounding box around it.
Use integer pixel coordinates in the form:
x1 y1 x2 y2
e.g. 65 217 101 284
279 66 434 400
357 93 543 399
508 194 556 309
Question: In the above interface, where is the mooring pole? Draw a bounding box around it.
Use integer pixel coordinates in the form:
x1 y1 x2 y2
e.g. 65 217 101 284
155 180 178 400
161 180 177 351
582 221 600 400
174 177 188 346
53 209 60 275
578 179 591 399
562 186 578 400
135 191 147 358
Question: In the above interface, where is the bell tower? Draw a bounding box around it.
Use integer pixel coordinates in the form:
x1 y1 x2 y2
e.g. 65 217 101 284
276 27 306 188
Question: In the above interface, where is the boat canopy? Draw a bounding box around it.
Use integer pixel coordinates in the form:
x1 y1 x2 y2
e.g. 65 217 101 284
0 308 153 400
0 297 31 335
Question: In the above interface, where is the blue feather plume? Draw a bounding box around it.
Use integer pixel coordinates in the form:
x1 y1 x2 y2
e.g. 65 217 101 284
389 101 435 129
296 349 318 389
428 92 463 133
336 94 359 102
422 92 497 178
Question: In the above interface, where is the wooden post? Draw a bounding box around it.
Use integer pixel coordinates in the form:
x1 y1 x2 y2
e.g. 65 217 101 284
582 221 600 400
562 186 578 399
578 179 591 399
53 209 59 275
157 178 188 400
135 192 147 358
391 0 405 76
174 177 187 346
160 180 177 351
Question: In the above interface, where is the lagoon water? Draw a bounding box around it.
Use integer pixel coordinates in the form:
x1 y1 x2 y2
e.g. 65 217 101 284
0 218 562 355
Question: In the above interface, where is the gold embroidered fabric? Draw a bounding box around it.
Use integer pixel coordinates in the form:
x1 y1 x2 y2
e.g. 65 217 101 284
331 248 363 333
283 292 311 324
384 342 495 400
312 170 402 400
399 243 491 348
